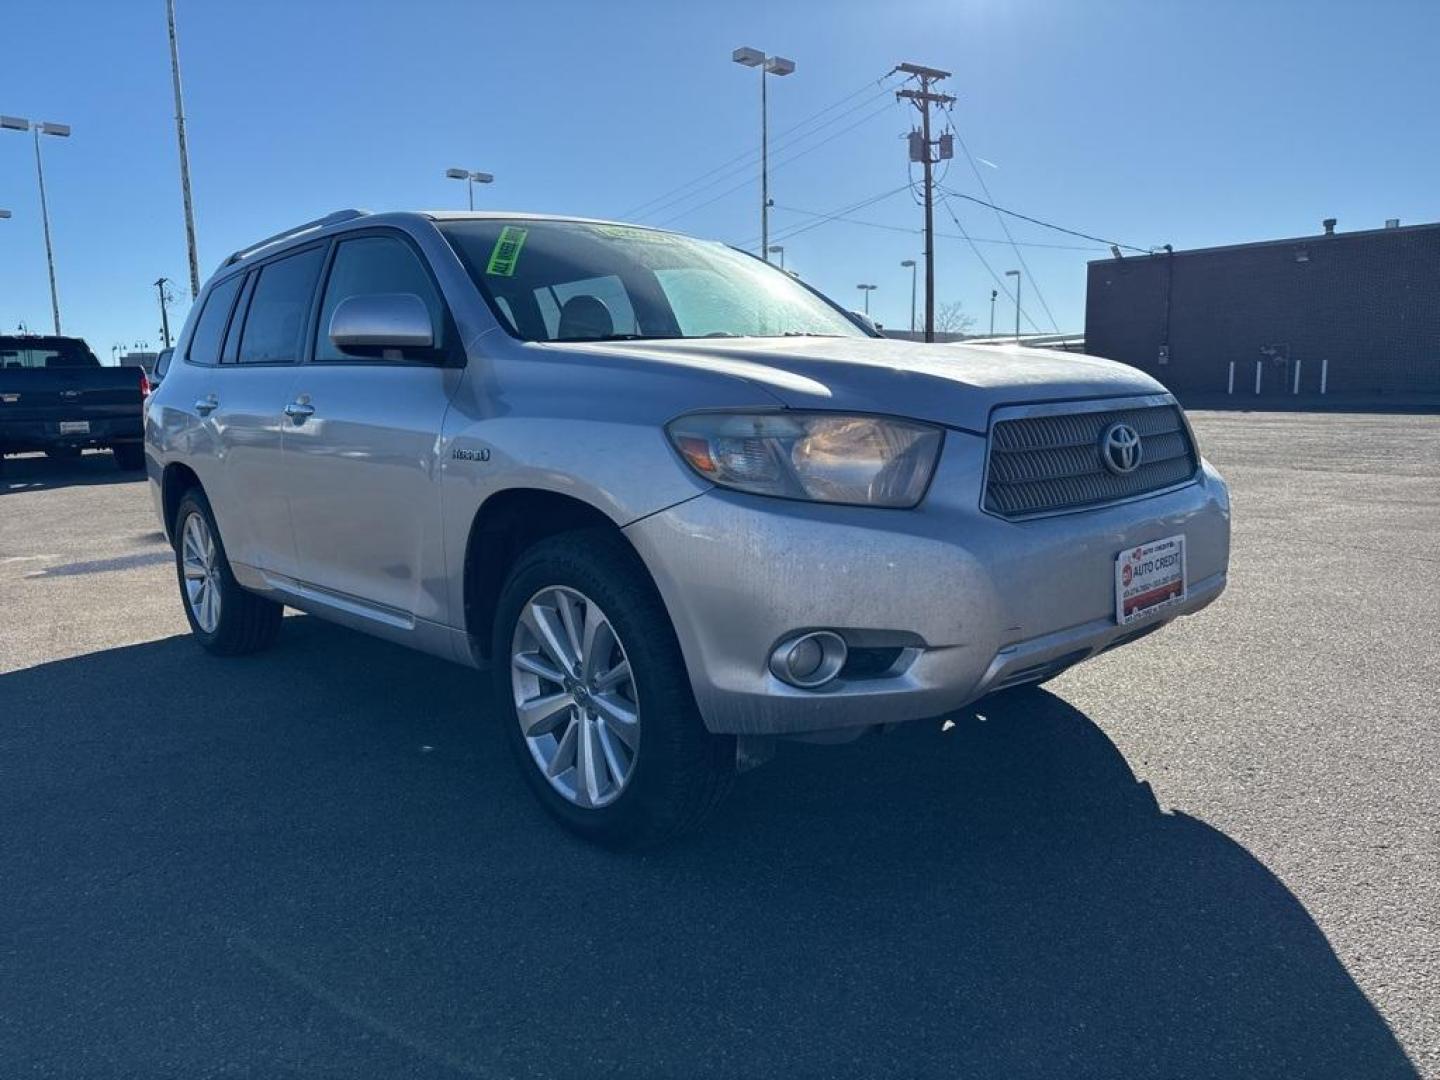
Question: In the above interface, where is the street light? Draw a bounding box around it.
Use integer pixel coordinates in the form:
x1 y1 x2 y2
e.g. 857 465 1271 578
900 260 917 333
1004 269 1022 342
732 45 795 263
2 115 70 334
767 244 785 270
445 168 494 211
856 283 877 315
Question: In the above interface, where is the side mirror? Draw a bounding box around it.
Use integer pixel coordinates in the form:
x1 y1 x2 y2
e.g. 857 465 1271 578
328 293 434 356
849 310 881 335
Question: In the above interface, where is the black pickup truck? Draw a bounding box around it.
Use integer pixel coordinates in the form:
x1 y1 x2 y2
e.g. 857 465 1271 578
0 335 147 474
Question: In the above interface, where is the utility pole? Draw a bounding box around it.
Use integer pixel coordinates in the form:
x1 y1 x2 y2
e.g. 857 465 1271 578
166 0 201 299
154 277 174 348
989 288 997 336
896 63 954 343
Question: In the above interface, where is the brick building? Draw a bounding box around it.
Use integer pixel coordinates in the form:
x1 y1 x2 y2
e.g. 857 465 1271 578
1084 219 1440 397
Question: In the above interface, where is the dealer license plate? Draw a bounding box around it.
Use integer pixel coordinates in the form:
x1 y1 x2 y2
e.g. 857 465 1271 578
1115 534 1186 625
58 420 90 435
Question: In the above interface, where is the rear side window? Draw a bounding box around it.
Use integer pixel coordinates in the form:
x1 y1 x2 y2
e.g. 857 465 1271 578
314 235 445 362
236 247 325 364
186 274 243 366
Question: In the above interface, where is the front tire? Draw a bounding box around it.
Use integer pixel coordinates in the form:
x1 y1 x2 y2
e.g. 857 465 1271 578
173 488 282 655
492 529 734 848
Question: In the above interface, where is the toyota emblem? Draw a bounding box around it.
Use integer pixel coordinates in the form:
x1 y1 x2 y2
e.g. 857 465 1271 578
1100 422 1143 475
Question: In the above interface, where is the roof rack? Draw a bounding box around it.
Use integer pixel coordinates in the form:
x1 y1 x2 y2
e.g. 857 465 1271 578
224 209 370 266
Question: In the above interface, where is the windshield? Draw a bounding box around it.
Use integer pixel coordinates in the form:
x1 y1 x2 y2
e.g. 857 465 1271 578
439 219 869 343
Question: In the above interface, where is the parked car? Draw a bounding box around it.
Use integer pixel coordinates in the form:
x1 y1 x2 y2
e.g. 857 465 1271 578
145 210 1231 846
0 335 148 473
149 347 174 389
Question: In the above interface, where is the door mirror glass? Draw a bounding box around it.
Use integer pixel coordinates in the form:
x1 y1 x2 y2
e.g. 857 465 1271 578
327 293 434 357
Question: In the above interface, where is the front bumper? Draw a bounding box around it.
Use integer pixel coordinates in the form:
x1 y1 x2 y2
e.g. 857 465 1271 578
624 433 1230 736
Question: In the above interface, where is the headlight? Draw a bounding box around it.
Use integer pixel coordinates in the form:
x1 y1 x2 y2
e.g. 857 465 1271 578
666 411 943 508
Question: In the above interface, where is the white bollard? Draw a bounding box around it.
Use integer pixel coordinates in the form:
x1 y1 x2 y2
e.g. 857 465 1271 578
1254 359 1263 395
1227 360 1235 394
1293 358 1303 395
1320 358 1329 395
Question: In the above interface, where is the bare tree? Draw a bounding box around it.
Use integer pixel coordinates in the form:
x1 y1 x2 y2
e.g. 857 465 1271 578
935 301 976 335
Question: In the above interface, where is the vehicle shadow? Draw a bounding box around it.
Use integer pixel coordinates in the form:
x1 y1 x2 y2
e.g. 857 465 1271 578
0 450 143 493
0 617 1416 1078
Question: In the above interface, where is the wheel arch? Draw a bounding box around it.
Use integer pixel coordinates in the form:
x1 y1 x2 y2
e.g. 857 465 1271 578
161 462 203 546
462 487 659 664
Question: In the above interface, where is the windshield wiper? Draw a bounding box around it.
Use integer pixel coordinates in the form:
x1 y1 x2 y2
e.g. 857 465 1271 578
780 331 844 338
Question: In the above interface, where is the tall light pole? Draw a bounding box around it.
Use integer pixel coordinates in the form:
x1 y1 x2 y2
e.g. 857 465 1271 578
445 168 494 211
856 283 877 314
732 46 795 263
767 244 785 270
900 259 917 333
2 116 70 334
166 0 201 300
1005 269 1021 342
989 289 998 337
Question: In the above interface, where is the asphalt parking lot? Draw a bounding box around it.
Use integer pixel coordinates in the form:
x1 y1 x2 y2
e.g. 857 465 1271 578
1 411 1436 1079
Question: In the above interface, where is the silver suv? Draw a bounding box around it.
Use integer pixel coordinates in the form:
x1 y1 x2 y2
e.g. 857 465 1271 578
146 210 1231 845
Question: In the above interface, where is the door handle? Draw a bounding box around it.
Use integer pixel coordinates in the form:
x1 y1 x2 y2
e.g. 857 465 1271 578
284 401 315 421
194 395 218 416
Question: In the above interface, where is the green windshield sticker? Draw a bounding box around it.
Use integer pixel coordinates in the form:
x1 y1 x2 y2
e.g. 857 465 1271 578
485 226 528 276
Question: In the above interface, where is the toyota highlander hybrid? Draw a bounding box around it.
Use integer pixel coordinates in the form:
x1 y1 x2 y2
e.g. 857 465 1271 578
144 210 1231 846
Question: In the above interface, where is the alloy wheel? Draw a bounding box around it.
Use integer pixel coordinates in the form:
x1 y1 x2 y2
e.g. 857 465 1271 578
180 511 221 634
510 586 640 808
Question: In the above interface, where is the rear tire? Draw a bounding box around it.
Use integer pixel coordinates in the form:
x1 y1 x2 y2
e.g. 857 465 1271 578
113 444 145 471
492 528 734 848
173 488 282 656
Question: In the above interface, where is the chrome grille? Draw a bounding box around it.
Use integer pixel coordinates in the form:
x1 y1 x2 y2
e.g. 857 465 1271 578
984 402 1198 518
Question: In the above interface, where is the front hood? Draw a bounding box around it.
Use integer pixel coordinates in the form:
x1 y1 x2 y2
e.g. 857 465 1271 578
550 337 1167 432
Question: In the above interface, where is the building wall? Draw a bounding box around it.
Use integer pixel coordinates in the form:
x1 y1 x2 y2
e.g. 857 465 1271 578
1085 225 1440 396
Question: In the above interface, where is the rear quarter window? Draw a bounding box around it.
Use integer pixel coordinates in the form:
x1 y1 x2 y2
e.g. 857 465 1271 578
186 274 243 366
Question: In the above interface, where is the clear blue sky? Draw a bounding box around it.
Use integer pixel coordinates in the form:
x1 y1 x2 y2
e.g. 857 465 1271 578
3 0 1437 355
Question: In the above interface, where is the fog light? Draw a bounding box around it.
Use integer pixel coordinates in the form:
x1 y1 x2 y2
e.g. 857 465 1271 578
769 631 847 689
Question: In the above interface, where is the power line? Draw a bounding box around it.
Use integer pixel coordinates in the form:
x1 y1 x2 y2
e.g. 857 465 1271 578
637 89 898 226
765 202 1106 250
950 125 1061 333
647 92 900 227
939 195 1044 334
939 185 1151 253
652 97 902 229
755 185 913 246
620 73 898 222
